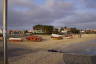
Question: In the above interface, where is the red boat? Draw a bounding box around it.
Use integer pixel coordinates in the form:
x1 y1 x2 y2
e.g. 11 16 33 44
26 35 42 42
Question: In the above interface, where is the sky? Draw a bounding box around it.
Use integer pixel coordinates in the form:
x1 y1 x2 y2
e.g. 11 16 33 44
0 0 96 30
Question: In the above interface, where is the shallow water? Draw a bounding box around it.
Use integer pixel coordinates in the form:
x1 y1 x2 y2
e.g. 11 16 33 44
78 40 96 55
61 39 96 55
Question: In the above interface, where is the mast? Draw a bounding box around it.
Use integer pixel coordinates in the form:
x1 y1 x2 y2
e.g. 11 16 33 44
3 0 8 64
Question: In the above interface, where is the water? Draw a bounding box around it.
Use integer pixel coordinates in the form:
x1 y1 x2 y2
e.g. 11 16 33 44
77 40 96 55
61 39 96 55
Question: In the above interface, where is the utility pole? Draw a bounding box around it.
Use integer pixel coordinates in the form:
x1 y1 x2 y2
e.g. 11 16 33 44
3 0 8 64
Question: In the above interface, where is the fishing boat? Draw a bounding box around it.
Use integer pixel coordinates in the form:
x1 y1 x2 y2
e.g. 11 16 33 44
26 35 42 42
65 34 73 39
8 37 23 42
51 34 63 40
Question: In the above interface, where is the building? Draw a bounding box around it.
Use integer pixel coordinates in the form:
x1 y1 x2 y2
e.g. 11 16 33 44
60 27 71 34
33 25 54 34
84 29 96 34
33 29 45 34
33 25 45 34
8 30 25 37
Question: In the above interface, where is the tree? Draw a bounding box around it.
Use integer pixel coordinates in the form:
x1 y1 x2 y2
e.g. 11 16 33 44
53 28 59 34
60 26 67 32
33 24 43 30
69 28 80 34
24 30 28 34
33 24 54 34
60 27 64 32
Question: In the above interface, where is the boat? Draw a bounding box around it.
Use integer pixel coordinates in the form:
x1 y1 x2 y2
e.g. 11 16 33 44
51 34 63 40
65 34 73 39
9 37 23 42
26 35 42 42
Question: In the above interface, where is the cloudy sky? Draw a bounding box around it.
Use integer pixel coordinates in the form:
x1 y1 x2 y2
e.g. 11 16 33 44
0 0 96 30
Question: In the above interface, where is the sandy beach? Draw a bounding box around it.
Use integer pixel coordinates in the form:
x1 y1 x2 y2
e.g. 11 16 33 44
12 34 96 50
0 34 96 64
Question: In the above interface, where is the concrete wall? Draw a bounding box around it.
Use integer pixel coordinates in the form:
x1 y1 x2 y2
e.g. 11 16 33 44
63 53 96 64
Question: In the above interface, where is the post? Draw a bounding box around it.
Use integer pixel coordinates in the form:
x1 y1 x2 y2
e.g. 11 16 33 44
3 0 8 64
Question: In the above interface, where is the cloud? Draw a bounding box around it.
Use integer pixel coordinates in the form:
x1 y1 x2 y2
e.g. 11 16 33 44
7 0 75 29
0 0 96 29
51 10 96 26
79 0 96 8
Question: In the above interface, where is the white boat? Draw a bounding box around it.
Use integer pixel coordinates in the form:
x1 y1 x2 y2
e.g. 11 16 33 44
51 34 63 40
51 34 62 37
9 37 23 42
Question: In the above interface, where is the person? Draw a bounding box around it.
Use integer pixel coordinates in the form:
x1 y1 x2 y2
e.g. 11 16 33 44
78 33 82 38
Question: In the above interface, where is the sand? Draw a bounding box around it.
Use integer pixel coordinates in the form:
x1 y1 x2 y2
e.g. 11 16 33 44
0 34 96 64
14 34 96 50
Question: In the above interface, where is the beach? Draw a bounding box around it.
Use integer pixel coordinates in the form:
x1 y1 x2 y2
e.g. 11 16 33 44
0 34 96 64
12 34 96 50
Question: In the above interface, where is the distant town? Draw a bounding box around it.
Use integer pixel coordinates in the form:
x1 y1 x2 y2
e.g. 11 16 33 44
0 24 96 37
